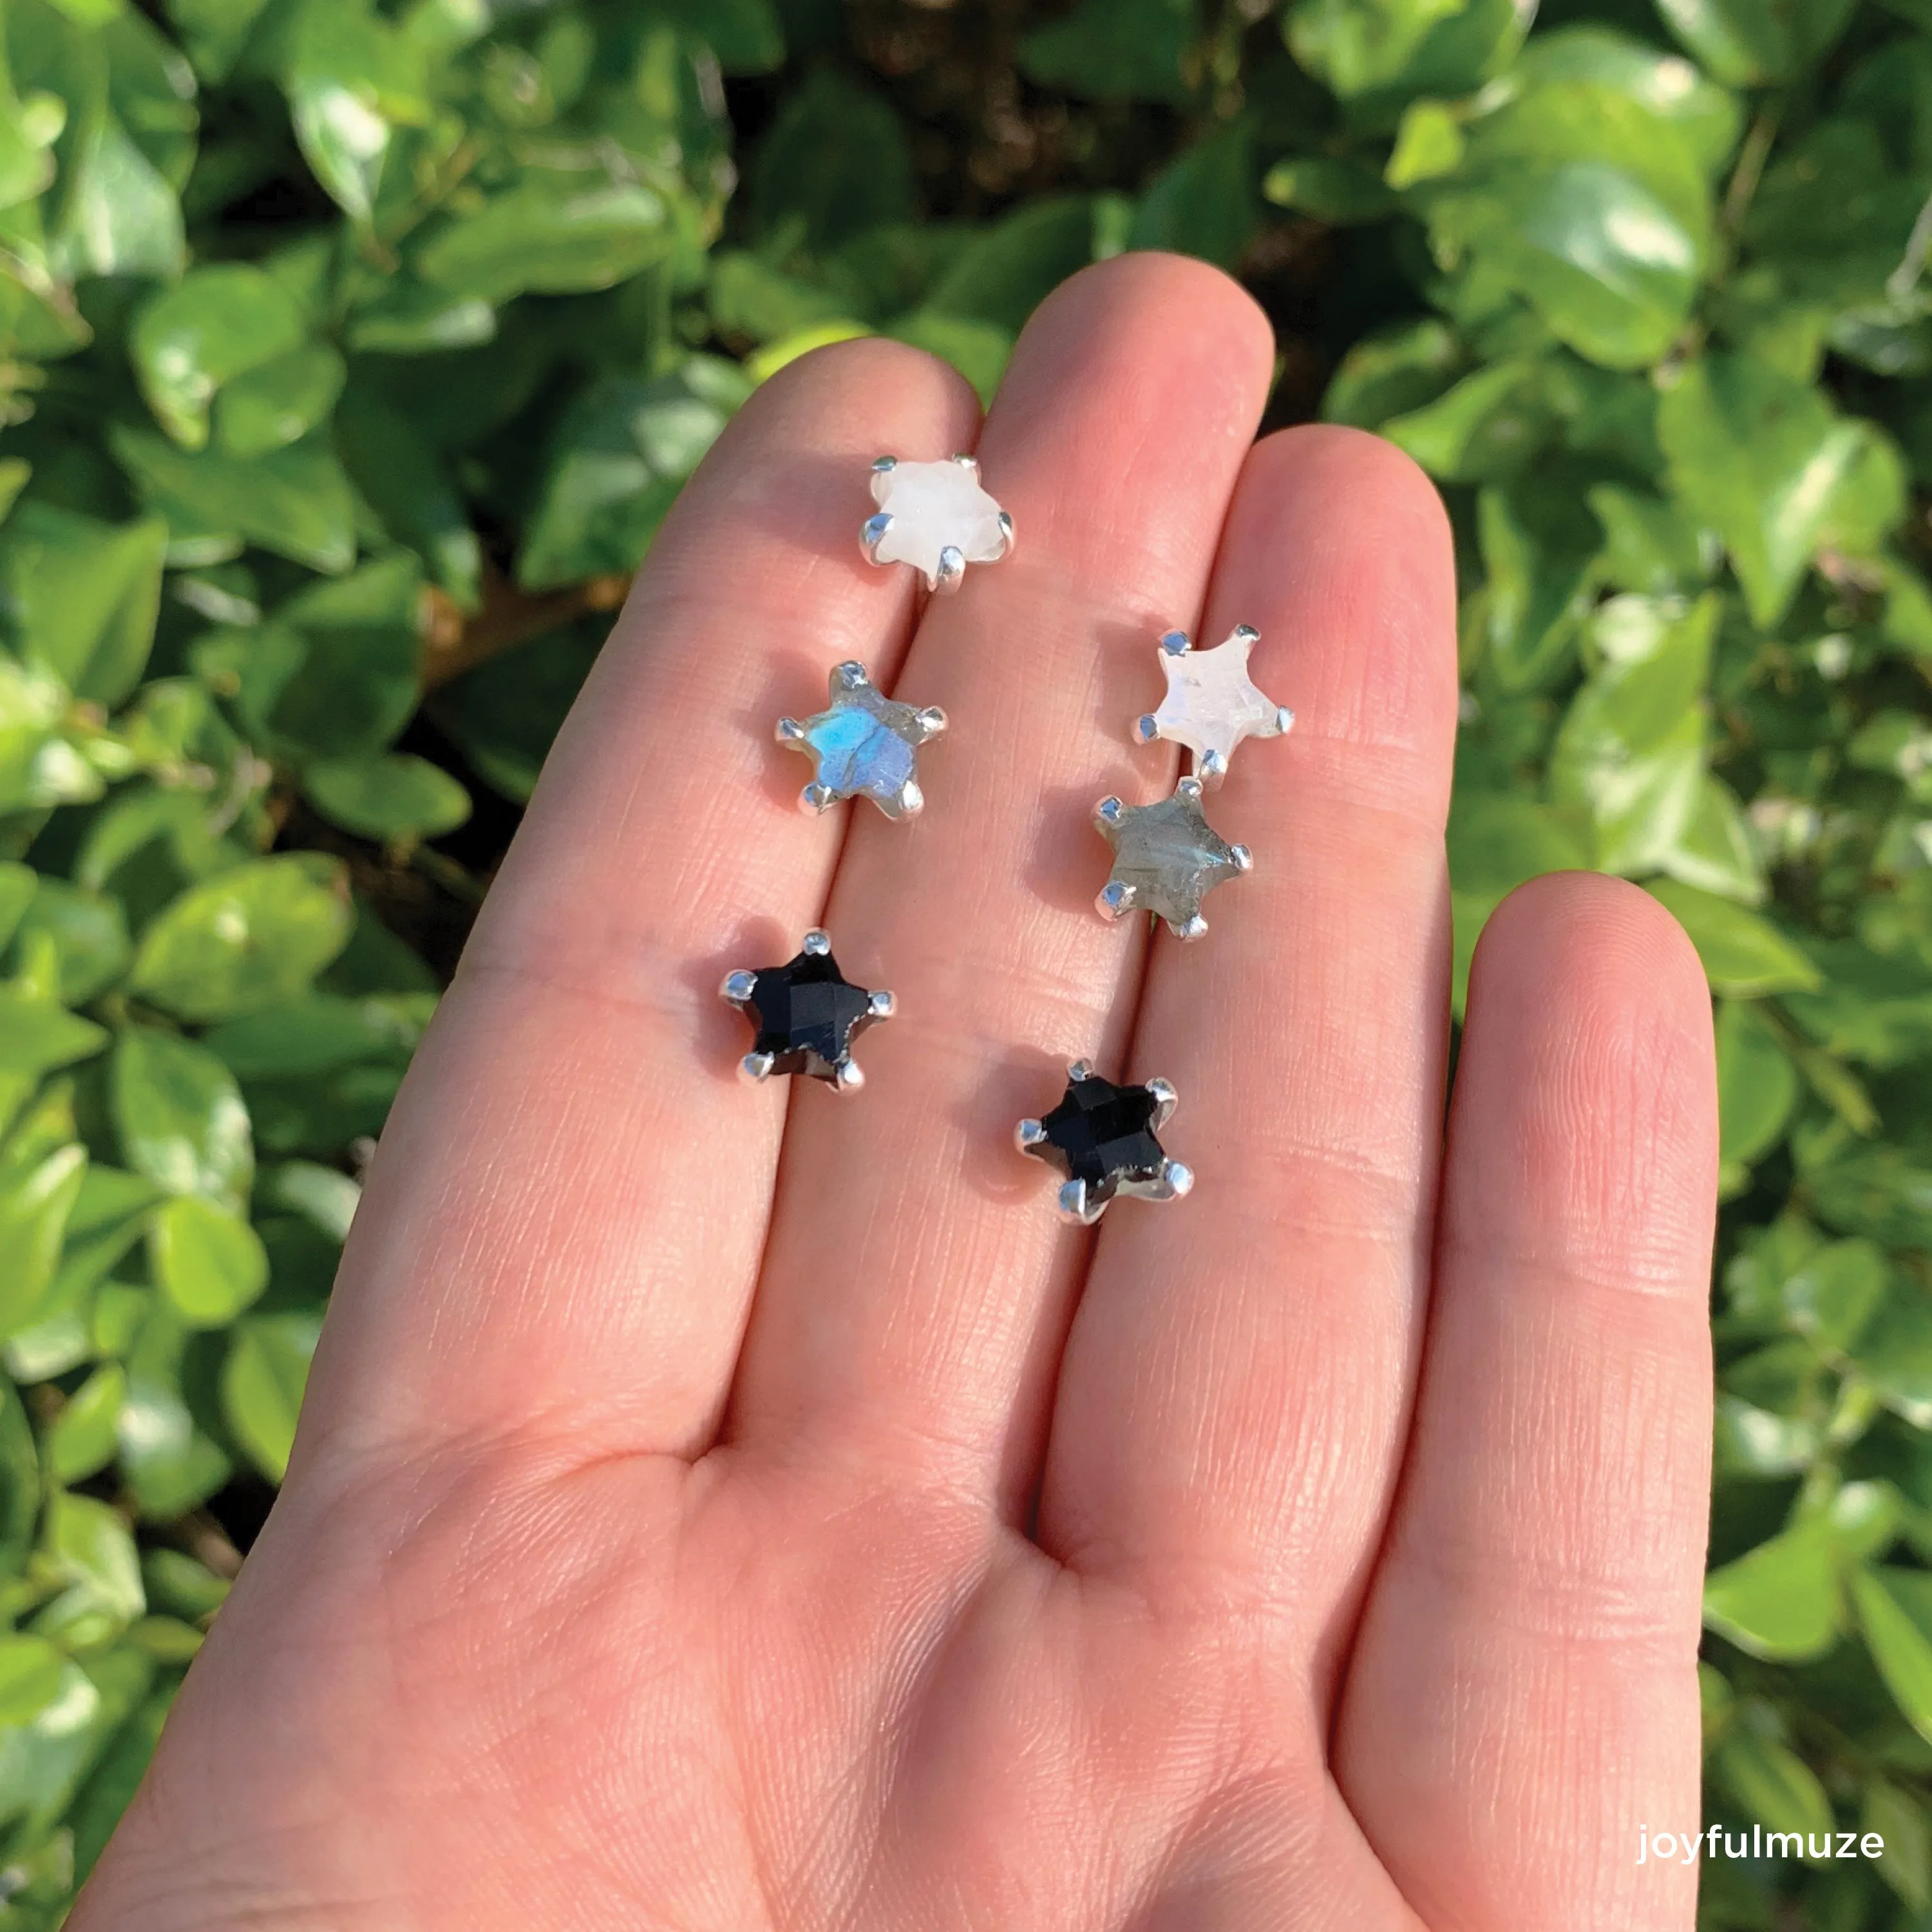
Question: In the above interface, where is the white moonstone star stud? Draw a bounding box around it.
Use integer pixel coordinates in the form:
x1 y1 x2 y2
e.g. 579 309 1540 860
862 454 1012 593
1134 624 1294 787
776 661 946 820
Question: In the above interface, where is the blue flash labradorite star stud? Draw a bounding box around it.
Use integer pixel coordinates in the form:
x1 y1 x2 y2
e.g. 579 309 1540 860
1016 1061 1193 1225
1135 623 1294 787
720 929 893 1094
776 661 946 819
1094 775 1252 942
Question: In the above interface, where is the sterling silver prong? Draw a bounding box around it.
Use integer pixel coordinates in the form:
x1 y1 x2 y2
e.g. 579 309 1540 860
1144 1076 1178 1129
802 929 832 956
1068 1059 1094 1082
1232 624 1258 645
740 1051 775 1084
868 989 896 1020
1176 775 1205 804
1016 1117 1046 1151
1096 795 1126 827
1057 1177 1101 1226
775 715 807 743
951 452 979 473
862 511 893 563
1134 712 1160 745
934 545 966 594
872 455 898 474
800 782 835 815
996 509 1015 558
721 969 757 1005
1175 914 1209 942
835 661 869 690
1230 843 1253 873
833 1059 866 1094
895 779 924 817
915 705 948 738
1198 748 1229 786
1276 706 1296 735
1096 880 1135 921
1134 1159 1193 1202
1159 629 1191 656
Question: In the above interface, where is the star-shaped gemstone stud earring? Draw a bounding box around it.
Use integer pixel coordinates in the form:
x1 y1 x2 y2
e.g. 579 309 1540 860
1134 624 1294 787
1094 775 1252 941
720 929 893 1094
1016 1060 1193 1224
776 661 946 819
862 454 1013 593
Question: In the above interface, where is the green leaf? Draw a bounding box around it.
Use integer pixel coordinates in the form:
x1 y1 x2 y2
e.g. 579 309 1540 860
222 1311 321 1481
332 390 480 608
1548 594 1716 873
1586 484 1709 595
1020 0 1195 104
1379 359 1541 481
1654 0 1858 86
1852 1289 1932 1428
923 196 1101 334
414 171 673 306
302 752 470 842
518 361 748 591
46 1365 126 1485
1128 118 1259 267
10 881 133 1011
147 1194 268 1327
0 1144 86 1341
645 0 783 73
886 312 1011 409
1716 1000 1798 1187
1286 0 1464 99
1710 1725 1835 1841
163 0 273 82
1646 879 1821 998
116 1297 229 1517
34 1492 144 1645
1704 1518 1842 1660
1658 775 1763 904
129 856 354 1023
1473 480 1600 689
109 425 357 576
214 343 346 459
1853 1567 1932 1745
129 265 310 451
749 68 914 251
109 1025 253 1208
1657 355 1868 629
0 1636 67 1728
281 0 428 223
1263 155 1397 224
1865 1778 1931 1913
1386 99 1466 188
1515 26 1741 176
0 504 167 705
429 617 601 803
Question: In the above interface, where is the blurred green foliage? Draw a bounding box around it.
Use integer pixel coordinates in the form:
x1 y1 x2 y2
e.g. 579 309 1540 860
0 0 1928 1920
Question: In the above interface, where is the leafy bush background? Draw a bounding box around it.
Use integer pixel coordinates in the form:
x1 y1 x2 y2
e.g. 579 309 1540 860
1 0 1931 1921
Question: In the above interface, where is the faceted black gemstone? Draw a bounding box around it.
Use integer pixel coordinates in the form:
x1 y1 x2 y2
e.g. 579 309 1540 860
747 946 876 1083
1038 1074 1165 1208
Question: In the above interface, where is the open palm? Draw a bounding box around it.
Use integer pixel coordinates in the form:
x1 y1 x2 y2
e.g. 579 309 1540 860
73 256 1719 1932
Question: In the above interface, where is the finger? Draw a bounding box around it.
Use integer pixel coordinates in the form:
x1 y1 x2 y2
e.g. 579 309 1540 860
1038 427 1458 1647
296 341 980 1469
1336 875 1717 1930
728 255 1275 1499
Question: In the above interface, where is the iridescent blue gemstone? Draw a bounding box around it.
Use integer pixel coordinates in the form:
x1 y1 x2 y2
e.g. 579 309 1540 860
804 707 916 802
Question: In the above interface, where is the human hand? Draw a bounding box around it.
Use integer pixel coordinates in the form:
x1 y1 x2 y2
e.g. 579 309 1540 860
72 255 1719 1932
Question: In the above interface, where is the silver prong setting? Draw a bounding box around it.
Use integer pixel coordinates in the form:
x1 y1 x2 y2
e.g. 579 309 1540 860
861 510 893 563
1068 1059 1094 1083
1126 1159 1193 1204
1159 629 1191 657
1016 1117 1046 1151
895 779 924 818
951 452 979 473
832 1059 866 1095
1144 1077 1178 1129
740 1051 775 1084
916 705 948 738
1134 712 1160 745
802 929 831 957
800 782 835 815
775 715 806 743
996 509 1014 558
1175 914 1209 942
1056 1177 1101 1227
1095 795 1125 828
1232 624 1259 645
872 455 898 475
835 661 869 691
933 544 966 594
1176 775 1204 804
1198 748 1229 787
1229 843 1253 874
1275 706 1296 735
721 969 757 1005
867 989 896 1021
1096 880 1134 921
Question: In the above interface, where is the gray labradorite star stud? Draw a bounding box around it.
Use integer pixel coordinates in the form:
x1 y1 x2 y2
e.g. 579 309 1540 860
1016 1061 1193 1225
777 661 946 819
1095 775 1251 942
862 454 1013 593
720 929 893 1094
1135 624 1293 787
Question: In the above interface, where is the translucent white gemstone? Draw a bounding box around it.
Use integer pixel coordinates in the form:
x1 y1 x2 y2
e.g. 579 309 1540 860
1145 626 1293 778
870 459 1009 587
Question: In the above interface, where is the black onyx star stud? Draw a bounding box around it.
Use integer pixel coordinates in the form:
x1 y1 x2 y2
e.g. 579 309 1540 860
720 929 893 1093
775 661 946 819
1094 775 1252 941
1016 1061 1193 1225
